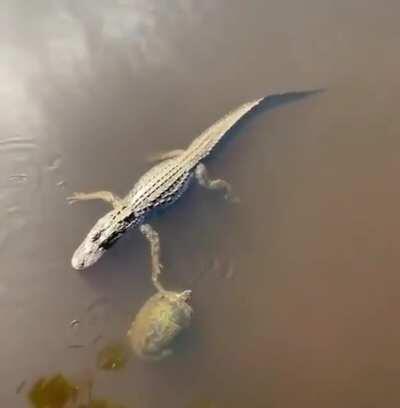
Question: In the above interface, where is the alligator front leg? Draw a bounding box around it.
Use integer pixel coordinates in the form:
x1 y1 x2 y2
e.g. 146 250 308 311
147 149 185 163
139 224 166 294
195 163 240 203
67 191 122 209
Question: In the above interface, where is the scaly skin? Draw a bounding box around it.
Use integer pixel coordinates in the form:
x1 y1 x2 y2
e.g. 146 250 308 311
68 90 320 270
128 223 192 361
127 290 192 361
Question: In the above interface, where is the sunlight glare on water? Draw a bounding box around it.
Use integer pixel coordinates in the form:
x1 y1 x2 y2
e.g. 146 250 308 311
1 0 400 407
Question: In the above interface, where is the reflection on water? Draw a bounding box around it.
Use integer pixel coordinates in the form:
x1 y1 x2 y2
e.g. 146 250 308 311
3 0 400 407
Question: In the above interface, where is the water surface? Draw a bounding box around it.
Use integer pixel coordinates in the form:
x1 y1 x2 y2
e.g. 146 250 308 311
1 1 400 407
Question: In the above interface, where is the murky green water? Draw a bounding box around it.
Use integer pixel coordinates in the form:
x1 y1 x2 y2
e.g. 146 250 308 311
2 0 400 407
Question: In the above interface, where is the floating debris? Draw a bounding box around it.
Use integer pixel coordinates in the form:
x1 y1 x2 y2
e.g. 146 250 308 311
96 342 128 371
67 344 85 349
69 319 80 329
16 379 26 394
28 373 78 408
56 180 66 188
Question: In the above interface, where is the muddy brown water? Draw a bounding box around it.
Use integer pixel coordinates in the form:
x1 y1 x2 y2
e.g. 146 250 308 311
2 1 400 407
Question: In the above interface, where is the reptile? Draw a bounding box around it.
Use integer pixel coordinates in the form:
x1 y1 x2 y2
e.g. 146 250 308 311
68 90 319 270
127 224 193 361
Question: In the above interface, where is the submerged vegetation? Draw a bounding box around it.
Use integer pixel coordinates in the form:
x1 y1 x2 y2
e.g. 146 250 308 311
28 373 127 408
28 374 78 408
96 342 129 371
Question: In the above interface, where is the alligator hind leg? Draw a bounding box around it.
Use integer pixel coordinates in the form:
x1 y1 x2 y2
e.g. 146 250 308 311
67 191 122 209
195 163 240 203
147 149 185 163
140 224 166 294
